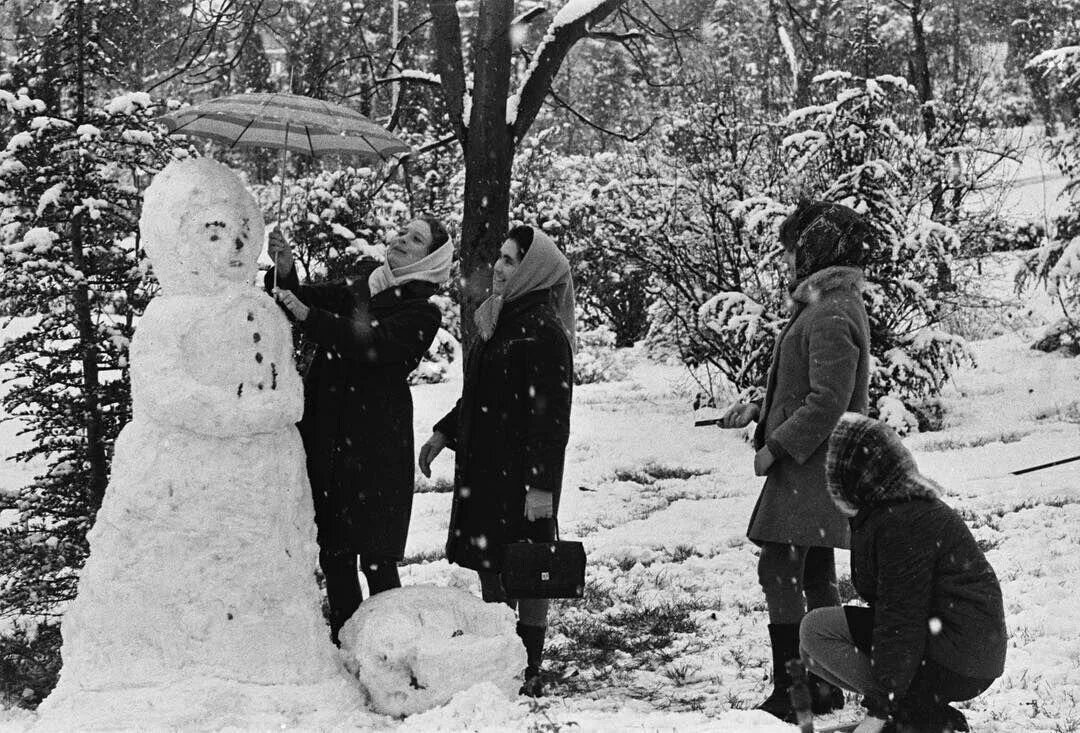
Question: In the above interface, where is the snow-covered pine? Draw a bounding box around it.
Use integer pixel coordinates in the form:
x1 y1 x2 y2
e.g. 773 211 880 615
1021 44 1080 352
0 0 178 705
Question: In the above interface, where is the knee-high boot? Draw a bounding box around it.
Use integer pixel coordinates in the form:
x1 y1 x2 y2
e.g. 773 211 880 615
516 622 546 697
757 623 798 721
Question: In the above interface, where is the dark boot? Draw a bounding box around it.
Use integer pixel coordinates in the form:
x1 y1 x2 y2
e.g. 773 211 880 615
808 671 845 713
891 701 968 733
756 623 797 722
516 622 546 697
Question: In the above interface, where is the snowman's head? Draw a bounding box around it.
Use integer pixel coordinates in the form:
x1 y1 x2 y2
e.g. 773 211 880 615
140 158 265 294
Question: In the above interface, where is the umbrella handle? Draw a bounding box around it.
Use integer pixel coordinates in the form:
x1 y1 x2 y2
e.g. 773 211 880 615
274 124 290 291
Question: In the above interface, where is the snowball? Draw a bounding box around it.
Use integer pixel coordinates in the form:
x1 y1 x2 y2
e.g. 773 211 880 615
339 585 527 716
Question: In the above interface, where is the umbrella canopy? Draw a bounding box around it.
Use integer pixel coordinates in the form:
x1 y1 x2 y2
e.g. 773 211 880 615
157 92 411 161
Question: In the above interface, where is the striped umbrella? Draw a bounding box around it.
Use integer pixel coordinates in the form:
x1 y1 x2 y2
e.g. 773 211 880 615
157 92 411 223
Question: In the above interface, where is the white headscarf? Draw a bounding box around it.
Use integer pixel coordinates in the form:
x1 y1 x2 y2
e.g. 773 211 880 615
474 227 576 351
368 237 454 296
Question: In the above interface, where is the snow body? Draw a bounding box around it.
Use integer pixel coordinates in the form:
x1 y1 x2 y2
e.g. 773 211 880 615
36 158 362 729
339 586 526 717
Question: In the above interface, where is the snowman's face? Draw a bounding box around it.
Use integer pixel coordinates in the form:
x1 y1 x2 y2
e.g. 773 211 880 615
184 202 259 284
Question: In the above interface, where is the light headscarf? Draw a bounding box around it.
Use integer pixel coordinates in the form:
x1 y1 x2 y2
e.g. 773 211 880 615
368 236 454 296
474 227 576 351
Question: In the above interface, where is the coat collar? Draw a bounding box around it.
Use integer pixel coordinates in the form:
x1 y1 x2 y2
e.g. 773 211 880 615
790 266 865 304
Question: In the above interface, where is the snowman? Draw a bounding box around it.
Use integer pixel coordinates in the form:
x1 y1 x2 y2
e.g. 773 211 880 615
37 158 363 728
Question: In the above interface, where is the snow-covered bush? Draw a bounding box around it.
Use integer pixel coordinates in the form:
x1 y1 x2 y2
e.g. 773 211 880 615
574 326 632 385
585 73 971 431
509 137 653 348
1019 46 1080 352
780 72 973 431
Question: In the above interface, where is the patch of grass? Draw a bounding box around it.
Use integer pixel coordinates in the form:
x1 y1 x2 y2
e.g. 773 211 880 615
920 429 1030 451
413 476 454 493
611 463 711 485
401 548 445 565
837 574 859 604
546 578 715 697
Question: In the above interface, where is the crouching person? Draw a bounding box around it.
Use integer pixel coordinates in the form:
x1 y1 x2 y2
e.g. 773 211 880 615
801 414 1007 733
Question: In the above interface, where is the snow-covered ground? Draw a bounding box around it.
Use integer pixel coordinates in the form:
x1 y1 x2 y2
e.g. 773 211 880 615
2 252 1080 731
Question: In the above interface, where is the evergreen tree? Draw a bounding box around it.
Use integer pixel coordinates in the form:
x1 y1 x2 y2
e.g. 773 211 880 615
0 0 176 705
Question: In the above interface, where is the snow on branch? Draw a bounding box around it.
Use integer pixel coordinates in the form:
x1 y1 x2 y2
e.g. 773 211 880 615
513 0 625 143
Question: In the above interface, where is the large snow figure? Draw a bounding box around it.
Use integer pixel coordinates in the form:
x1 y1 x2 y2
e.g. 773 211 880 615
37 158 363 729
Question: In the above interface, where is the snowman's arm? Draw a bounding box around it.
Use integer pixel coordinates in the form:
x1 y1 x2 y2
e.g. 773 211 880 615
301 301 441 366
133 308 301 436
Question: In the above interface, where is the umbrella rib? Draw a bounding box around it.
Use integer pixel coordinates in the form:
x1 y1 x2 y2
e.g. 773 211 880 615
229 118 257 149
354 128 390 163
305 125 316 156
168 111 210 135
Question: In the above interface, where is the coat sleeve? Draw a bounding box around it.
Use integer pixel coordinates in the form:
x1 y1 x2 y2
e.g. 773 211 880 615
521 331 573 495
301 299 441 365
433 400 461 448
263 266 354 314
768 304 860 464
863 520 936 718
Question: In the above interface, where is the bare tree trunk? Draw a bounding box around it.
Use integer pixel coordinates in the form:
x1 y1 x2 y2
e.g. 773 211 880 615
72 0 108 511
907 0 935 134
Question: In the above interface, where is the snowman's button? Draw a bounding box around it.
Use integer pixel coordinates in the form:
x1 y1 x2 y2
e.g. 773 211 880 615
247 311 254 321
253 332 261 343
255 352 263 363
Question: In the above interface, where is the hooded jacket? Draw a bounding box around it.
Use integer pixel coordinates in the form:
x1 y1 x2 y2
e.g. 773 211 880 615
827 414 1008 717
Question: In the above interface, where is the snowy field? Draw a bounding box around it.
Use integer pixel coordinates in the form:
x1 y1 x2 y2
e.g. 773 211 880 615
2 252 1080 731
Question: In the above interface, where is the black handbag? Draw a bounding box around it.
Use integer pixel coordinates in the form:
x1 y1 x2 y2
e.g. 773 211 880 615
501 521 586 599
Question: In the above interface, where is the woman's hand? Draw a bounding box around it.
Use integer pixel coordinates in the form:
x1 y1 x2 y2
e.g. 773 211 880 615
274 288 310 322
853 716 888 733
753 445 775 476
418 431 448 478
720 401 759 429
524 490 554 521
267 229 294 275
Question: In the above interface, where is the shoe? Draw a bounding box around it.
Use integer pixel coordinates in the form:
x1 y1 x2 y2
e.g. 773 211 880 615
942 705 969 732
755 623 798 722
519 665 545 697
808 671 845 713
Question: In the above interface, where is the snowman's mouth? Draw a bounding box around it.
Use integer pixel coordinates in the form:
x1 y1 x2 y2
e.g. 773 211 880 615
228 260 243 267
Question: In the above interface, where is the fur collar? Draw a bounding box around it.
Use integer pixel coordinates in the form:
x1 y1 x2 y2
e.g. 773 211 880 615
790 265 865 304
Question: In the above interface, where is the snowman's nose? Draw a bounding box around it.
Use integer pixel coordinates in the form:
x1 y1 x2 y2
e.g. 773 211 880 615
234 238 244 252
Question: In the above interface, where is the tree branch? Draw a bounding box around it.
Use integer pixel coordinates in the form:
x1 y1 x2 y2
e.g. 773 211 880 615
512 0 626 145
428 0 468 149
546 87 657 142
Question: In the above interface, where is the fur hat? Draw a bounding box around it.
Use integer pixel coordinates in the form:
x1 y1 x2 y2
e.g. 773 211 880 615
826 413 941 513
780 200 870 282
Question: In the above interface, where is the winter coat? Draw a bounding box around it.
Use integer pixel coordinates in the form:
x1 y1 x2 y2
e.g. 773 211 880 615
267 262 441 559
747 266 870 548
434 289 574 572
827 413 1007 716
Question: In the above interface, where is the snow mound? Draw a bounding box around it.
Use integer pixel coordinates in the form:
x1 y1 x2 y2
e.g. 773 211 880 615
339 585 526 717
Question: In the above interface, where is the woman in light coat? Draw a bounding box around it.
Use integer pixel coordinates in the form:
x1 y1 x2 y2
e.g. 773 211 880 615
721 200 871 721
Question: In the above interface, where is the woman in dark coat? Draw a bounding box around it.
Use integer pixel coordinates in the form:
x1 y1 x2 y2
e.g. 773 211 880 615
801 413 1007 733
268 217 451 643
418 225 574 697
721 200 871 720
